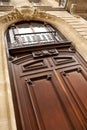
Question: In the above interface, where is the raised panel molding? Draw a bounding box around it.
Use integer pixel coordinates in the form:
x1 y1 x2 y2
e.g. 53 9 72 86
52 54 79 68
22 59 48 72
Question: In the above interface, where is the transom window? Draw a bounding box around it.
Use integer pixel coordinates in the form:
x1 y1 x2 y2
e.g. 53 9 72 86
7 21 68 49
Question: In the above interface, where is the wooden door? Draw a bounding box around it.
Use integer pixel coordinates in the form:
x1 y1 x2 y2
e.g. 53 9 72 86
6 22 87 130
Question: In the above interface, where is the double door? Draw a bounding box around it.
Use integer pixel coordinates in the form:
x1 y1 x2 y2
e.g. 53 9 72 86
9 48 87 130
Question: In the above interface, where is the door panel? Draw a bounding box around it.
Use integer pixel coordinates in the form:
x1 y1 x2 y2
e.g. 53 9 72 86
22 59 48 72
59 66 87 121
12 55 51 76
52 53 79 68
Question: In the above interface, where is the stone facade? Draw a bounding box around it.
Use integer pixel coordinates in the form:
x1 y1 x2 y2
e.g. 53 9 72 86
0 0 87 130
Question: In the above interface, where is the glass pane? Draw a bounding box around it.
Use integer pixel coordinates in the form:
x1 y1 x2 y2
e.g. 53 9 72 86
17 28 33 34
15 36 22 43
55 33 64 42
45 33 55 42
33 27 47 33
24 34 37 44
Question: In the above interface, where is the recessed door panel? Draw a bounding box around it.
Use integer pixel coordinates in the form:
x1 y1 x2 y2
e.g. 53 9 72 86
60 66 87 122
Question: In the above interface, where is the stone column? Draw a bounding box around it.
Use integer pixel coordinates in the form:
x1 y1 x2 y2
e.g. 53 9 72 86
10 0 32 7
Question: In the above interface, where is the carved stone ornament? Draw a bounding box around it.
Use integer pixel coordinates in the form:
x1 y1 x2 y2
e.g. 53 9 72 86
0 6 55 25
1 8 23 23
17 6 35 20
18 6 54 21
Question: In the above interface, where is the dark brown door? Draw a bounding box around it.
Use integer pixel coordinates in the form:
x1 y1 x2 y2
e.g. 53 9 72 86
6 22 87 130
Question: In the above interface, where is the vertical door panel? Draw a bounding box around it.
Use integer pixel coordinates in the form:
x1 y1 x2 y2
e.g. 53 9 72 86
59 66 87 126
